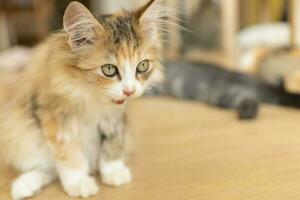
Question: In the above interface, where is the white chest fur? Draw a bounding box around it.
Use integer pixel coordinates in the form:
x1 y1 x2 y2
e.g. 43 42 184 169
70 103 125 173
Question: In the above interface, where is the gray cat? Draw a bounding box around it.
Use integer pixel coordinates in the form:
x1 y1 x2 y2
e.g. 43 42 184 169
150 61 300 120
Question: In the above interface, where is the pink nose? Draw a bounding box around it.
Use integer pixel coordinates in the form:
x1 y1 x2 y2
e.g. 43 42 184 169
123 89 135 96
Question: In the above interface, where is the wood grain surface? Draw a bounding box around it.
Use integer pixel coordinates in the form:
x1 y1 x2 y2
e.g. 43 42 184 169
1 98 300 200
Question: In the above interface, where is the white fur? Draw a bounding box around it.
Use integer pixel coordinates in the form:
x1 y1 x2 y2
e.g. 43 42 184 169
122 61 137 92
121 60 144 98
99 159 132 186
103 59 149 102
79 128 102 173
6 97 125 199
12 171 56 200
56 136 99 199
58 163 98 197
59 168 99 198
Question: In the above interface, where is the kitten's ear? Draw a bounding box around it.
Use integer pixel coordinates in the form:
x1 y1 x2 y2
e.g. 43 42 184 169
63 1 102 50
133 0 171 40
134 0 156 20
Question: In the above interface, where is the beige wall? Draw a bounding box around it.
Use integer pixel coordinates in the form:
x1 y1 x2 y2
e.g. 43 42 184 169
91 0 149 14
240 0 285 28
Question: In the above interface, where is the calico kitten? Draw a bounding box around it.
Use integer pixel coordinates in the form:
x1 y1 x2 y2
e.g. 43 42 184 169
151 61 300 120
0 1 166 199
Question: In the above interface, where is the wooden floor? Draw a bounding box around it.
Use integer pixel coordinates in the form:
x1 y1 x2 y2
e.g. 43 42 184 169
1 98 300 200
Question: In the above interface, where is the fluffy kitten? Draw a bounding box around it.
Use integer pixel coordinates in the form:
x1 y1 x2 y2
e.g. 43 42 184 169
0 1 165 199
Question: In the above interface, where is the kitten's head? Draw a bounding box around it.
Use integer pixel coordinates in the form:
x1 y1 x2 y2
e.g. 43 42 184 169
62 0 168 105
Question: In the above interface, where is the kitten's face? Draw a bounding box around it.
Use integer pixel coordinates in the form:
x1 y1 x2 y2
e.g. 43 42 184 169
63 1 163 105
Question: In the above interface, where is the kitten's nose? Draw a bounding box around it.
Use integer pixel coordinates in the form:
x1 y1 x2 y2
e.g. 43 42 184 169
123 88 136 96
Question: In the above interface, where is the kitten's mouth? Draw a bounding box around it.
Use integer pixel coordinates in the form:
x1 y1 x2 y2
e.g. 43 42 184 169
112 99 126 105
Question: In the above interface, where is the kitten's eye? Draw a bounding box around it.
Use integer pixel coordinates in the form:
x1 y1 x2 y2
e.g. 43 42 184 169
137 60 150 73
101 64 118 77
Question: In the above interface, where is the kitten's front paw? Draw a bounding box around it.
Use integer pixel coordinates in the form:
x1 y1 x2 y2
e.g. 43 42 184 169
100 161 132 187
12 177 42 200
63 176 99 198
12 171 46 200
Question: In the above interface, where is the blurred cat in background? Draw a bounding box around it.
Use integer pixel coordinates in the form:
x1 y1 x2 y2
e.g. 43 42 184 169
163 62 259 120
150 61 300 120
0 0 167 199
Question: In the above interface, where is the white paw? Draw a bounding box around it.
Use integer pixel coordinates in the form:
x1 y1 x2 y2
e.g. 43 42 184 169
63 176 99 198
12 172 43 200
100 160 132 187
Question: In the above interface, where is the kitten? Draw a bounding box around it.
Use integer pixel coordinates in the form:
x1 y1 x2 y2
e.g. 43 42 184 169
150 61 300 120
0 0 166 199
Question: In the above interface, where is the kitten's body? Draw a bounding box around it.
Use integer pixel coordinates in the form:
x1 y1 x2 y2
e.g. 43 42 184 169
0 1 165 199
0 31 126 200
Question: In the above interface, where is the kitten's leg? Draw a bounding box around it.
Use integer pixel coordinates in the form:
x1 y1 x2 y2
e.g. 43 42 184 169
11 170 56 200
57 161 99 198
100 158 132 187
98 114 132 187
42 116 99 198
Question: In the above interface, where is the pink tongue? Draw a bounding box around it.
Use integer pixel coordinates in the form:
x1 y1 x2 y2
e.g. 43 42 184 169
114 100 125 105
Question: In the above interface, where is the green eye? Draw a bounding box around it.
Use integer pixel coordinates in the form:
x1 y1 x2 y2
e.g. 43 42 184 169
101 64 118 77
137 60 150 73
